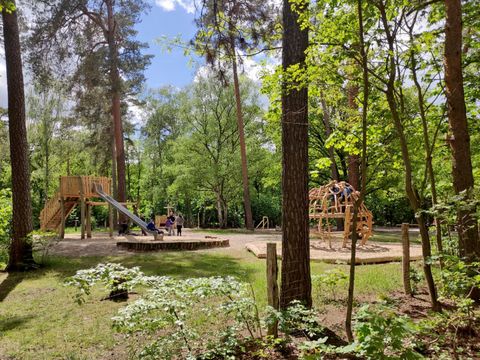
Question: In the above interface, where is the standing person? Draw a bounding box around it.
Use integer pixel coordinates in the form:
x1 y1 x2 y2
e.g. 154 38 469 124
176 213 184 236
168 212 176 236
165 217 172 236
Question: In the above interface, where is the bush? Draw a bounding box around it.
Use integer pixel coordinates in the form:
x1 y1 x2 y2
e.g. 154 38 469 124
0 189 12 268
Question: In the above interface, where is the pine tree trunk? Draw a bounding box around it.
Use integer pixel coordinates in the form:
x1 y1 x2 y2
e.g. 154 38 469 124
3 3 36 271
230 38 254 230
444 0 480 259
280 0 312 309
107 0 127 219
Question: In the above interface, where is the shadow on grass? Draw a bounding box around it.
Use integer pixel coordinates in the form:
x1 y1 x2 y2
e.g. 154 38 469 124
0 314 36 332
0 273 25 302
40 252 257 283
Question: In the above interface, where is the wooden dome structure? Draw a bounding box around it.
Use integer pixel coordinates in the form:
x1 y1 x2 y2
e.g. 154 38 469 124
309 181 373 247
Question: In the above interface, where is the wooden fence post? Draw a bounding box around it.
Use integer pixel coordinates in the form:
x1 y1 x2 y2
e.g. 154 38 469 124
402 223 412 296
266 242 279 337
80 177 86 240
59 197 65 239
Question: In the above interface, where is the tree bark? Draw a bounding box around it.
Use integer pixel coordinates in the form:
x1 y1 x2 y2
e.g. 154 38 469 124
377 0 440 311
408 26 443 257
280 0 312 309
230 37 254 230
347 83 360 189
107 0 127 221
319 96 340 181
346 0 368 341
444 0 480 260
3 3 36 271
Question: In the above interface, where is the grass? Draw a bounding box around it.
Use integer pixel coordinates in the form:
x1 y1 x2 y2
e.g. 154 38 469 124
0 240 408 359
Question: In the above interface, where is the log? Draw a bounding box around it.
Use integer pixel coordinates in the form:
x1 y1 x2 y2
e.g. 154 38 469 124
266 242 279 337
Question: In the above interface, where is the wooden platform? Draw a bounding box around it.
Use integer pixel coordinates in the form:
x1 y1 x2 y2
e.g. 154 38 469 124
117 238 230 252
245 240 423 264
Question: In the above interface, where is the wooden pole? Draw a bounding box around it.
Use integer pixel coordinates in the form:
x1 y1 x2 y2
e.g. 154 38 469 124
80 177 86 240
109 204 113 238
59 196 65 239
266 242 279 337
86 204 92 238
402 223 412 296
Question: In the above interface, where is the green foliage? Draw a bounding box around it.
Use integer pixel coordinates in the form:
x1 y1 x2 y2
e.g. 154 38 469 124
265 301 324 340
31 231 60 265
312 268 348 302
65 263 145 304
409 267 424 295
0 189 12 268
351 304 422 360
112 275 260 359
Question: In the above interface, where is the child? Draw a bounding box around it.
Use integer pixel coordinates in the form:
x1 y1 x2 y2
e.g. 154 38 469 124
176 214 184 236
165 218 173 236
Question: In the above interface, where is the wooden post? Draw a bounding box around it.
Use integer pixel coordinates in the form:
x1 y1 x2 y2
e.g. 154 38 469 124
80 177 86 240
108 204 113 238
86 204 92 238
266 242 279 337
402 223 412 296
59 197 65 239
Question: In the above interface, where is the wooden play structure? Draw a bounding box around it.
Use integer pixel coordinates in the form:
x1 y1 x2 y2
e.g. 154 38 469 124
309 180 373 248
40 176 161 240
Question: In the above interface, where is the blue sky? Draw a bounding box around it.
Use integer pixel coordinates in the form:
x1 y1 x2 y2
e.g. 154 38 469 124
136 1 202 90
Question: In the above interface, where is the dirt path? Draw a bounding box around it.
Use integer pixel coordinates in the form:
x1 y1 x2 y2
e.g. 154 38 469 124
50 228 418 265
50 229 280 257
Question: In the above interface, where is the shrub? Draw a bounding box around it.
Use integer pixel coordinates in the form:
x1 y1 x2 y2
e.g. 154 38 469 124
0 189 12 268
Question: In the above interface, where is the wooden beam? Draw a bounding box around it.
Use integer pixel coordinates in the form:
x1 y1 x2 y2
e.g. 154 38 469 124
59 196 65 239
80 177 85 240
86 203 92 238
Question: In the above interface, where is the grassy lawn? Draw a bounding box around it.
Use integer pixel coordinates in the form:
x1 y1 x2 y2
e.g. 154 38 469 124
0 245 406 359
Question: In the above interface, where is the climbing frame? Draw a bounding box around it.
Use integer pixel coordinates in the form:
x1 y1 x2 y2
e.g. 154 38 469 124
309 180 373 248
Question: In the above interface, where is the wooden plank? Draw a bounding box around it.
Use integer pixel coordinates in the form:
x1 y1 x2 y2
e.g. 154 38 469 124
266 243 279 337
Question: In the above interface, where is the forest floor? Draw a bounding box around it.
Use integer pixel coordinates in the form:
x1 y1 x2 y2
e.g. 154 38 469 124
0 227 435 359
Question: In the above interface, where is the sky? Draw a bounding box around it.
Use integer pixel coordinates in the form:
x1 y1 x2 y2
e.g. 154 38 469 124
0 0 202 108
136 0 202 89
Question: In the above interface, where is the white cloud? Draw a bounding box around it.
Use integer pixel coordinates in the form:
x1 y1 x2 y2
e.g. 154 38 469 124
155 0 176 12
154 0 195 14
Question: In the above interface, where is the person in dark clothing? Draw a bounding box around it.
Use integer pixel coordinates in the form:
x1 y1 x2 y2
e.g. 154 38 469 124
176 214 184 236
146 219 164 234
119 220 129 235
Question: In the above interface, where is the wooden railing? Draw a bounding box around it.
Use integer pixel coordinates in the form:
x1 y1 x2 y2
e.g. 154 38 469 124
40 192 61 230
60 176 111 198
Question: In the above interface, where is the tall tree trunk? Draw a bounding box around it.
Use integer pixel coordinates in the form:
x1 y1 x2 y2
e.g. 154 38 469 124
347 84 360 189
280 0 312 309
107 0 126 219
346 0 368 341
3 3 36 271
377 0 440 310
444 0 480 260
230 36 254 230
408 26 443 256
111 124 118 229
319 96 340 181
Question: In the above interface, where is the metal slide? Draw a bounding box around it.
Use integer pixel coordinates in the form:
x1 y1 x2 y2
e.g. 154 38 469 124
94 183 161 240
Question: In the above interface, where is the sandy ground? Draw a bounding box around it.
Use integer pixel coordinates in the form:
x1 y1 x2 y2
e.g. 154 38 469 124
49 228 420 264
50 228 262 257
